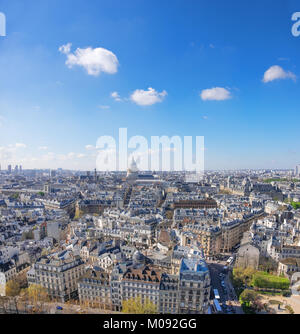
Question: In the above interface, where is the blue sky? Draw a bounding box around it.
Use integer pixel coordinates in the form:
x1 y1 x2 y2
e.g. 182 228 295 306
0 0 299 170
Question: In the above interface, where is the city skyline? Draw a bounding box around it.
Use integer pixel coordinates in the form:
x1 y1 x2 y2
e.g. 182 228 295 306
0 0 300 170
2 0 300 319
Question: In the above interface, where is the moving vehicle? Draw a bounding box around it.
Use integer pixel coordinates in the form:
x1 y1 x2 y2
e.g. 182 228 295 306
213 289 220 300
212 299 222 314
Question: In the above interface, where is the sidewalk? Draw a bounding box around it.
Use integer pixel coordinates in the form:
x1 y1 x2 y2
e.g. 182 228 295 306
225 272 244 314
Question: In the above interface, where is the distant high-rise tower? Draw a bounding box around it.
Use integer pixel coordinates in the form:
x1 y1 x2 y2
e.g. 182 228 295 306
19 165 22 173
14 165 19 174
295 165 300 177
94 168 97 182
8 165 12 174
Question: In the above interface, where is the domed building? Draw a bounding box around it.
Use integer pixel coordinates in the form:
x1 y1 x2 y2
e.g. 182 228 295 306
126 157 139 183
126 156 162 185
133 250 145 263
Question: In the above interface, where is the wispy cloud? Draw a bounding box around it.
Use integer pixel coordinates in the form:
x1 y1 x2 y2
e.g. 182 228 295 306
111 91 122 102
278 57 290 62
98 105 111 110
15 143 27 149
85 145 95 151
59 43 72 55
0 143 27 161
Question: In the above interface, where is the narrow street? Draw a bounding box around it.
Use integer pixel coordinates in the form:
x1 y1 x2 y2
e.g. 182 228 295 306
208 260 244 314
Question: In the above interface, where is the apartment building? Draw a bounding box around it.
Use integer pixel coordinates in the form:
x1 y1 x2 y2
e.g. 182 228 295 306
278 258 300 277
74 246 211 314
178 257 210 314
78 268 111 309
220 217 254 253
34 250 85 302
0 260 17 282
159 273 179 314
121 266 162 310
280 245 300 260
182 224 222 257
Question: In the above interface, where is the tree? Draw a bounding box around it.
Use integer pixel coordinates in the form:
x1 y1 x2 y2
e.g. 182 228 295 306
122 297 158 314
15 271 29 289
0 296 10 314
243 267 256 283
258 256 278 273
233 267 256 287
252 299 264 312
21 284 49 313
239 289 259 308
6 280 21 297
5 280 21 314
285 305 294 314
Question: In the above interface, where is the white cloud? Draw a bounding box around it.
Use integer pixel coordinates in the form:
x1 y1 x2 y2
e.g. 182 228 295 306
0 146 96 170
85 145 95 151
59 43 72 55
200 87 232 101
0 143 27 161
111 91 122 102
130 87 167 106
67 152 76 159
38 146 48 151
59 43 119 76
15 143 26 149
262 65 296 83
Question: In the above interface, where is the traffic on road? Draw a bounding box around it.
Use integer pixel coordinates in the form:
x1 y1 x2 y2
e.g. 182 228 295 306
208 254 243 314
